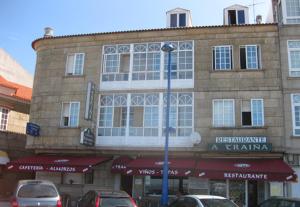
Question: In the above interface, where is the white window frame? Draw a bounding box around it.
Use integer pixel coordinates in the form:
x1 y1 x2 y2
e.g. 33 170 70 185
288 40 300 76
251 99 264 127
65 53 85 75
169 12 187 27
283 0 300 24
240 45 261 70
0 107 9 131
291 94 300 136
212 45 233 71
212 99 235 127
60 102 80 127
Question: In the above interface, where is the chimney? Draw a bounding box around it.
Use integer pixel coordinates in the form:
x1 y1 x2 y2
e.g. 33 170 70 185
256 15 262 24
44 27 54 37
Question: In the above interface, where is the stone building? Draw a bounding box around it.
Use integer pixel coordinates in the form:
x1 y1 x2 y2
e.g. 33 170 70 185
0 75 33 199
272 0 300 198
11 5 298 207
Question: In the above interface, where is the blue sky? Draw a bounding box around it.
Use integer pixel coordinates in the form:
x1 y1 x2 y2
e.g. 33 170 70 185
0 0 271 75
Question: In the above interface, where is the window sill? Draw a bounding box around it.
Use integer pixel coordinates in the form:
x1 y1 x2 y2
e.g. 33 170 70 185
63 74 85 78
58 126 81 129
210 69 264 73
211 126 267 130
287 76 300 80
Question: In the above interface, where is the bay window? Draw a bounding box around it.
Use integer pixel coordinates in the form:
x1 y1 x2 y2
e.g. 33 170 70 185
164 41 193 79
102 45 130 81
132 43 161 80
285 0 300 23
98 94 127 136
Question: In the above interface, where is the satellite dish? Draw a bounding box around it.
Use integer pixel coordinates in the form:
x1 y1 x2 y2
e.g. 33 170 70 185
190 131 201 144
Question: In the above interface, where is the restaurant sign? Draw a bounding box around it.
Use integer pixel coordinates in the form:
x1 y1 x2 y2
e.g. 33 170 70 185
208 136 272 152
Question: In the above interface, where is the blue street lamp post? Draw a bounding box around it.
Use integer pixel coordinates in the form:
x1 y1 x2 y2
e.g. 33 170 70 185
161 43 175 207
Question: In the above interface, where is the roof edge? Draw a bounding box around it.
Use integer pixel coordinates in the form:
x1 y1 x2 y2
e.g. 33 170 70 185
32 23 278 50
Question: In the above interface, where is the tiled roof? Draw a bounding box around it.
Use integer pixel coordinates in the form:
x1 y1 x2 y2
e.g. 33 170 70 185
32 23 278 50
0 76 32 102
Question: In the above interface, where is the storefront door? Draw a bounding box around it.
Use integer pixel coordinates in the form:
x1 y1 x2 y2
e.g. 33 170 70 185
121 175 133 196
229 180 246 207
248 181 258 207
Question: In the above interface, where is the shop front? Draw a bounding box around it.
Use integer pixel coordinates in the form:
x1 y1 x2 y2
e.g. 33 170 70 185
111 156 297 207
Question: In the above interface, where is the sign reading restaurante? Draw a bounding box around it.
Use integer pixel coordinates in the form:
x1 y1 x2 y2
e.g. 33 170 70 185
208 136 272 152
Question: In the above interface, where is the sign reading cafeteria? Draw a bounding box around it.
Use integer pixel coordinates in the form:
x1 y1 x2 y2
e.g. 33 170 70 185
7 164 90 173
208 136 272 152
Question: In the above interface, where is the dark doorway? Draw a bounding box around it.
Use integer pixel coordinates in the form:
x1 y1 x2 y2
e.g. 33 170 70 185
121 175 133 196
248 181 258 207
228 10 237 24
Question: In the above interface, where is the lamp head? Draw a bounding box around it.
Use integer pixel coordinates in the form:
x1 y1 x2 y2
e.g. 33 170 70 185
161 43 175 52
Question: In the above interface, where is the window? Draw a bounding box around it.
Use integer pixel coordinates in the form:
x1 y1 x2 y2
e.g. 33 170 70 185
98 94 127 136
66 53 84 75
213 99 235 127
164 41 193 79
61 102 80 127
102 45 130 81
292 94 300 136
169 13 186 27
163 93 193 136
241 99 264 127
240 45 261 69
132 43 161 80
288 41 300 76
286 0 300 23
129 94 159 136
228 10 245 24
213 46 233 70
0 108 8 131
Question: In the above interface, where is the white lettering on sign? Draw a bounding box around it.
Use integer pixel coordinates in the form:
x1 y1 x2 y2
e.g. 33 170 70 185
19 165 44 171
48 166 76 172
224 172 268 180
216 137 267 143
113 164 126 169
138 169 155 175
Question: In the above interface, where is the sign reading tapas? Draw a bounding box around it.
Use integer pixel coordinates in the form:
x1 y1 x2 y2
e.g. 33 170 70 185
208 136 272 152
126 168 192 177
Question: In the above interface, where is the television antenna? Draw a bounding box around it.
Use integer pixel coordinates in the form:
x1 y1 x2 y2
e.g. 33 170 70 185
248 0 265 23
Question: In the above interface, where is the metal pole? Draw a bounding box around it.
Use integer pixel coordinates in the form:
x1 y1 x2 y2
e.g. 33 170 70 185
161 47 172 207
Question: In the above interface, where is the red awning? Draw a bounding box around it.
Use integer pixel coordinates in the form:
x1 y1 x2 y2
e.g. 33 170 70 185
126 157 196 177
195 158 297 182
6 155 111 173
111 156 133 173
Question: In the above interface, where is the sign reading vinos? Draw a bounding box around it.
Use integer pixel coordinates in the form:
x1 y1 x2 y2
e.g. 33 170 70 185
208 136 272 152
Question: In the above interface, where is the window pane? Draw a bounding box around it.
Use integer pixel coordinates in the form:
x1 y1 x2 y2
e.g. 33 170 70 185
286 0 300 17
179 13 186 26
74 54 84 75
213 100 234 127
251 100 264 126
0 108 8 130
246 46 258 69
214 46 232 70
104 54 119 73
170 14 177 27
70 102 79 127
290 51 300 69
66 54 75 74
238 10 245 24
